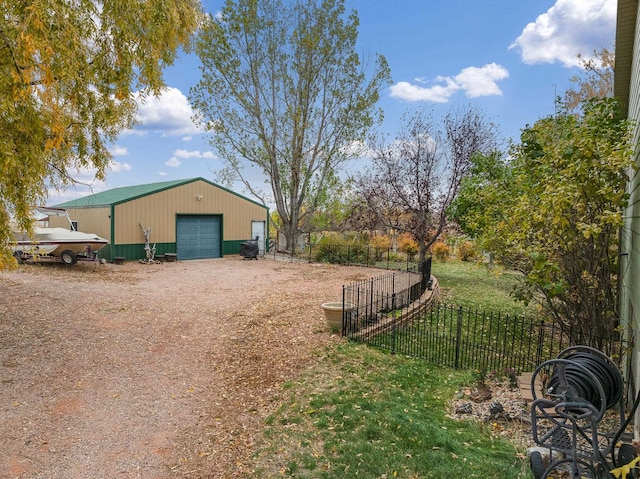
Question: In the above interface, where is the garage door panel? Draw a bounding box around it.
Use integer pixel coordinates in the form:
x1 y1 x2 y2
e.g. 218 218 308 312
176 216 221 260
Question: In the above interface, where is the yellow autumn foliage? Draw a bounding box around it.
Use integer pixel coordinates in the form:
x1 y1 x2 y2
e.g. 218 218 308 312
0 0 201 267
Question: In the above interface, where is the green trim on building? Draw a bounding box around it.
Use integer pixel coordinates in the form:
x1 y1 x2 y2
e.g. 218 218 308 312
108 243 177 262
109 204 115 261
53 177 267 210
98 244 112 261
105 241 247 261
223 240 245 255
50 178 269 262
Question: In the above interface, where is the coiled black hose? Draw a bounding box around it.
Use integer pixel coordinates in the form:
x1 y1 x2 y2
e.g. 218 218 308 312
534 346 638 469
547 346 623 412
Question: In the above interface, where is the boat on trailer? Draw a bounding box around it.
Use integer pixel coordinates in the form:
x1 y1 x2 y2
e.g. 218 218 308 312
11 207 108 265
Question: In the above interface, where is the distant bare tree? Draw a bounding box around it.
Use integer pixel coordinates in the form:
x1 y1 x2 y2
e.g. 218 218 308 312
357 107 497 263
563 48 614 112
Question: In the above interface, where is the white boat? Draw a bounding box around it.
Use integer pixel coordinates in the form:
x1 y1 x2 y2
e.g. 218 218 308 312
11 207 108 264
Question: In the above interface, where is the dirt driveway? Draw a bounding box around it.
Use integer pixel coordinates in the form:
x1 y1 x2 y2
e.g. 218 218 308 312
0 257 377 479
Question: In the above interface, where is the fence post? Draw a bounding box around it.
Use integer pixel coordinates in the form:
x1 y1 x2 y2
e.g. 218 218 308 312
536 320 545 367
342 285 346 336
455 307 463 369
391 293 397 354
420 258 432 294
369 277 374 323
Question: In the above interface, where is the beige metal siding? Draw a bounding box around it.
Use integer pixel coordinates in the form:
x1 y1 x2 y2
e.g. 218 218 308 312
113 179 266 244
48 207 111 240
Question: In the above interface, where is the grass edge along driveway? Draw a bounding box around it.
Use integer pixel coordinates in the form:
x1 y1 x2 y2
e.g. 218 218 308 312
249 342 531 479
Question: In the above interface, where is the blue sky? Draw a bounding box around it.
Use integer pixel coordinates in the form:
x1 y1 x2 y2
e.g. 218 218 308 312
48 0 617 206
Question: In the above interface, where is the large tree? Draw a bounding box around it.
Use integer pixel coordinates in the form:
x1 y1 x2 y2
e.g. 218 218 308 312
356 107 497 264
452 98 634 339
190 0 390 251
1 0 200 267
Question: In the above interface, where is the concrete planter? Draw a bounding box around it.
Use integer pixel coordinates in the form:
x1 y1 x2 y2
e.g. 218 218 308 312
321 302 355 332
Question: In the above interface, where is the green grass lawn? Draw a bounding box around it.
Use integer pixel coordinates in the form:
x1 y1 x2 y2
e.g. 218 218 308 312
431 259 535 317
251 343 531 478
249 260 534 478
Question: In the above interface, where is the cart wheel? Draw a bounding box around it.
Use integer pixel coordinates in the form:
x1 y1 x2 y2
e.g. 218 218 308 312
543 457 596 479
60 250 77 265
529 451 545 479
618 443 638 478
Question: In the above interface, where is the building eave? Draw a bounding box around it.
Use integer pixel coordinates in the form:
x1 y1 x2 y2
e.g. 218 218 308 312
615 0 638 117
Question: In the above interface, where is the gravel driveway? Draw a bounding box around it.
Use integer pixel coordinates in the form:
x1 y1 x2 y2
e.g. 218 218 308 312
0 257 378 479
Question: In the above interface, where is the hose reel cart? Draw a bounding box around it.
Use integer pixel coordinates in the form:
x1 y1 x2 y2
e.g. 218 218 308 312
529 346 638 479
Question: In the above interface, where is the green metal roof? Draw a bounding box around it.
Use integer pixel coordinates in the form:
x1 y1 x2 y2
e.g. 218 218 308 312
53 177 267 209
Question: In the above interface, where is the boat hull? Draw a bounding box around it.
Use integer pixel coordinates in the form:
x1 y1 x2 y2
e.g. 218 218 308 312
12 227 108 258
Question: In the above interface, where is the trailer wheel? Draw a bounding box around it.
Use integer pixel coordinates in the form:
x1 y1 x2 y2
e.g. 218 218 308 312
13 250 24 264
60 250 77 265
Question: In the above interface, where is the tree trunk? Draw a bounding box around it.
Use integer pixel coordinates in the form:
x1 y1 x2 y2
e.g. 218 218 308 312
282 221 299 253
418 241 429 264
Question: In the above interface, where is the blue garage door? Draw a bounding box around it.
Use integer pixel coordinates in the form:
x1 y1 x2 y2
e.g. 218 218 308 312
176 215 221 260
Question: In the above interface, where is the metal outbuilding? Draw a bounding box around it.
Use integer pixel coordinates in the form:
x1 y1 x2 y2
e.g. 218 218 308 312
51 177 269 262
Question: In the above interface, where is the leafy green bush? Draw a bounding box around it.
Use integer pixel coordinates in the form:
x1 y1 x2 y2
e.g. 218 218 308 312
386 252 403 263
313 237 371 264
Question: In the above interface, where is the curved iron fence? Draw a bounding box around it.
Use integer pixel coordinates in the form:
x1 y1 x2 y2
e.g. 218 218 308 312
342 280 627 374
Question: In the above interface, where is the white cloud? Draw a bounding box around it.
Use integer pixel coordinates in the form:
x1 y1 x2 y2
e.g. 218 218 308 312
340 140 371 159
108 160 132 173
163 148 216 169
390 63 508 103
165 157 181 168
159 171 168 177
173 149 216 159
509 0 616 67
133 87 202 136
454 64 510 97
110 145 129 156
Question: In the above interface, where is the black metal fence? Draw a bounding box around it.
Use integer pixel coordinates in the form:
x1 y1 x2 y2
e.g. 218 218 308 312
342 285 627 374
342 269 425 319
265 242 421 271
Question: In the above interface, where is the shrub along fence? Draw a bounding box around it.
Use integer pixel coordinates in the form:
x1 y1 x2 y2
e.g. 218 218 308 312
342 280 626 374
266 241 421 270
